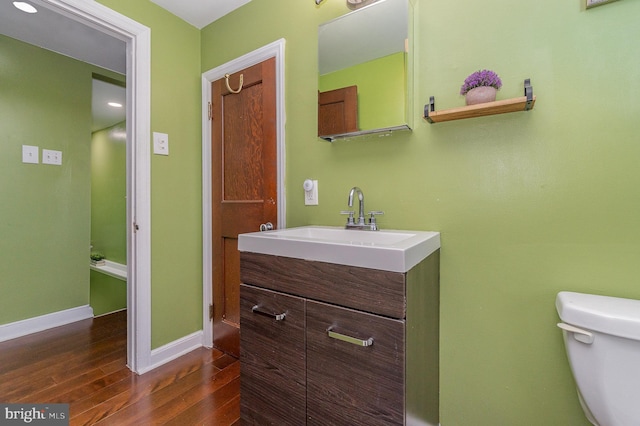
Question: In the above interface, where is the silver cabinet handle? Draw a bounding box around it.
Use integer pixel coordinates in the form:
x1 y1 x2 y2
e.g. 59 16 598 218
252 305 286 321
259 222 274 231
557 322 594 344
327 329 374 347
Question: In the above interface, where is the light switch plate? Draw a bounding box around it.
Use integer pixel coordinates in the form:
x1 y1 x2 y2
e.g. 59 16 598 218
42 149 62 165
153 132 169 156
22 145 39 164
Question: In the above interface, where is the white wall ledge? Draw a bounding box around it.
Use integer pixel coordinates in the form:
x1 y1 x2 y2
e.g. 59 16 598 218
90 260 127 281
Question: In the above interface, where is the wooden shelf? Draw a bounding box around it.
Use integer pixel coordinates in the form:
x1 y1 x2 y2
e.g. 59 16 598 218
424 79 535 124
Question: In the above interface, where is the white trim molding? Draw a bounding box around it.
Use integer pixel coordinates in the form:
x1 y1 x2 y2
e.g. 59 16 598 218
406 416 440 426
0 305 93 343
140 330 204 375
201 38 286 346
41 0 152 374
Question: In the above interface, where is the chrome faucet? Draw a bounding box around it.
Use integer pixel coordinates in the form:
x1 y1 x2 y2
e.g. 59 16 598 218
348 187 366 226
341 187 384 230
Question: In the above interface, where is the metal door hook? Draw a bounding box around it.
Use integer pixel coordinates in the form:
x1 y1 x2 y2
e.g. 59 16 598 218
225 73 244 94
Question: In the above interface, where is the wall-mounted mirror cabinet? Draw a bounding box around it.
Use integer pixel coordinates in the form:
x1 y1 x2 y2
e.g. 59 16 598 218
318 0 413 141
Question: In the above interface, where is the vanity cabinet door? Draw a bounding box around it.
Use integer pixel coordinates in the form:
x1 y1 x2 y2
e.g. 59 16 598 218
306 300 405 426
240 284 306 426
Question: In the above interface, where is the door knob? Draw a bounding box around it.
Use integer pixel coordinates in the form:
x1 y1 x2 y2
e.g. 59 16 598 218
259 222 274 232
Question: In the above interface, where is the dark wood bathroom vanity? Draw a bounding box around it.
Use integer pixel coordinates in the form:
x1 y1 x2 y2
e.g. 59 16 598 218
238 249 439 425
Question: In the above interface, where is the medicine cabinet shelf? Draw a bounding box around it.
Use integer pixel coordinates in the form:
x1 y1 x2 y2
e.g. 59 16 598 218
424 79 535 124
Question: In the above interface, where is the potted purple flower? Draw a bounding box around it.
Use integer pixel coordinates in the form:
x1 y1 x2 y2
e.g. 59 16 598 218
460 69 502 105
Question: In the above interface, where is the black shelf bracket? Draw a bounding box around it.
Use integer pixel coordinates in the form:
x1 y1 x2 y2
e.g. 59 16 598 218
424 96 435 124
524 78 534 110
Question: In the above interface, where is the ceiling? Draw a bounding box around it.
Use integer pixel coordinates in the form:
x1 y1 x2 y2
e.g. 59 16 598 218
150 0 252 30
91 79 126 133
0 0 251 132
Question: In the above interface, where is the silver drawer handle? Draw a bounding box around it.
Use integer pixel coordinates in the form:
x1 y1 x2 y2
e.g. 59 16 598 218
327 329 374 347
251 305 286 321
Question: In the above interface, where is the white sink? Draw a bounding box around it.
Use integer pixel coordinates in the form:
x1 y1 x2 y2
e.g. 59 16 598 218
238 226 440 273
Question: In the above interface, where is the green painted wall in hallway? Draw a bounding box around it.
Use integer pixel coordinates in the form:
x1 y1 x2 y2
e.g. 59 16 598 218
96 0 203 348
201 0 640 424
0 35 92 324
90 270 126 317
91 122 127 265
90 122 127 316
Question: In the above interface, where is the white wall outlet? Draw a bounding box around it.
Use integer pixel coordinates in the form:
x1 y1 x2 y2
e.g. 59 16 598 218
153 132 169 156
42 149 62 165
303 179 318 206
22 145 39 164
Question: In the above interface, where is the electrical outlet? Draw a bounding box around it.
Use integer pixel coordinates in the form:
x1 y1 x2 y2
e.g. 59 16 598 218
22 145 39 164
304 179 318 205
42 149 62 165
153 132 169 155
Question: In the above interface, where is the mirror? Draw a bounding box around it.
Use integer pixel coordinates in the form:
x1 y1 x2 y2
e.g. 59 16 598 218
318 0 412 141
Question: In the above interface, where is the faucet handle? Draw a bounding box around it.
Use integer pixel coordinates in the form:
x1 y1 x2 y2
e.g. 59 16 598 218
368 211 384 230
340 210 355 225
367 211 384 230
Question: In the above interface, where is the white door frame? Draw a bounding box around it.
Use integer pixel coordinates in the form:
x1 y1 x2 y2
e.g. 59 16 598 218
42 0 152 373
201 39 286 345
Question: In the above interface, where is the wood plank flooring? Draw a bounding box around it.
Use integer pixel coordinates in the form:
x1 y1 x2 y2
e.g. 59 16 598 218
0 311 240 425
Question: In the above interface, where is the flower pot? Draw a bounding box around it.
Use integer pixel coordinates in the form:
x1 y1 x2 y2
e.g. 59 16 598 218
465 86 497 105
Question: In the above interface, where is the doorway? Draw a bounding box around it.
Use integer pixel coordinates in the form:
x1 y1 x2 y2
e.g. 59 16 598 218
90 76 127 316
34 0 152 374
202 39 286 350
210 58 278 357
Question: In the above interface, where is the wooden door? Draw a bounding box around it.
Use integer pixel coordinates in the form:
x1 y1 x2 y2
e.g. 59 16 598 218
318 85 358 136
211 57 277 357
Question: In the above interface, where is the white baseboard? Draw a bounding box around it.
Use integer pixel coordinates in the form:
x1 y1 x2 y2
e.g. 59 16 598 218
94 307 127 318
138 330 204 375
0 305 94 343
407 414 439 426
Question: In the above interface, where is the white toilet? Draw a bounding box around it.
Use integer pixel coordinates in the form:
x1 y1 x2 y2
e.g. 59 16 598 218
556 291 640 426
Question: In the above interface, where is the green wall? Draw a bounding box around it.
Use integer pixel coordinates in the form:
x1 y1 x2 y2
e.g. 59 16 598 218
200 0 640 424
91 122 127 264
319 52 406 130
90 270 126 316
0 35 93 323
96 0 203 348
90 121 127 316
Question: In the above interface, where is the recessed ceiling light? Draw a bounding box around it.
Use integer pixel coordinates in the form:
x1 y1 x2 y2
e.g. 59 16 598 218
13 2 37 14
108 102 123 108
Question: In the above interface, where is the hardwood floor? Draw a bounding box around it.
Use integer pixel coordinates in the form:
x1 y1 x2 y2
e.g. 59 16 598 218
0 311 240 425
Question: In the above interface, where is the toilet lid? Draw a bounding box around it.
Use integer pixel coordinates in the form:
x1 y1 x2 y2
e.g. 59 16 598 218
556 291 640 341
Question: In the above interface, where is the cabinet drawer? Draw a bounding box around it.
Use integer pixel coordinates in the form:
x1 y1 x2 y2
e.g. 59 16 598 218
240 284 306 425
306 300 405 425
240 252 406 318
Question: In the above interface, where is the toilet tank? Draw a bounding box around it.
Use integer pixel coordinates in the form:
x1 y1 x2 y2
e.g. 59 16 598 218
556 291 640 426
